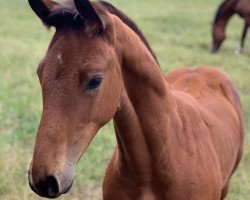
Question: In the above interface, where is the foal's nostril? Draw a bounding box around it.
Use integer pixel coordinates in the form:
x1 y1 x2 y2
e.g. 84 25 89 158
46 176 60 197
32 175 60 198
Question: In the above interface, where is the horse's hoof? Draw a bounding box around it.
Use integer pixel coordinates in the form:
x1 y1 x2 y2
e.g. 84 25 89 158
235 49 243 56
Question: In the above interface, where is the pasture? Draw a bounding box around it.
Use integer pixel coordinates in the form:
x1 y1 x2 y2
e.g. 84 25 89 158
0 0 249 199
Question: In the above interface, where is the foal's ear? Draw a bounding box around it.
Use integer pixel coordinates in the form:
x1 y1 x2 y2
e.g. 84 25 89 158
74 0 107 35
28 0 60 27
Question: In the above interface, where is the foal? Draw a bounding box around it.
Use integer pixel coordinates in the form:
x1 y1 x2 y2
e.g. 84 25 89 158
28 0 244 199
212 0 250 52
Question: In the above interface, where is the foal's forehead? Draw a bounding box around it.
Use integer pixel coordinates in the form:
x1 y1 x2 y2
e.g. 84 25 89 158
40 31 113 72
49 30 104 53
48 30 107 53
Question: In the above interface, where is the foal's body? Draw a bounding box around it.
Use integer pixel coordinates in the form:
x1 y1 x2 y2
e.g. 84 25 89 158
103 24 243 198
28 0 244 199
104 67 243 199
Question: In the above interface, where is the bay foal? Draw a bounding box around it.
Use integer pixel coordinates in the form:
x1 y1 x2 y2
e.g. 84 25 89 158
212 0 250 52
28 0 244 199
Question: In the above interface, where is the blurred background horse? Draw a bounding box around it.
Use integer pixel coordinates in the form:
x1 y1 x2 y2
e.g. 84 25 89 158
212 0 250 53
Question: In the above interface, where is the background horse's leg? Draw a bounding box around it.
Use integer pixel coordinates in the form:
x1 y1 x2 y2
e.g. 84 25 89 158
240 21 249 51
236 21 249 55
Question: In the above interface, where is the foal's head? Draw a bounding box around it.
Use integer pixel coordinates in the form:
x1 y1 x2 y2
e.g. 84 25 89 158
28 0 123 198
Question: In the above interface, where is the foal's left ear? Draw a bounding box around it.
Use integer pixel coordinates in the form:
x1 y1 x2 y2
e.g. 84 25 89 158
74 0 107 35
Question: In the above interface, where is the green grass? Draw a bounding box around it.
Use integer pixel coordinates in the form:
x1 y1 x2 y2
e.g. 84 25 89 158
0 0 249 199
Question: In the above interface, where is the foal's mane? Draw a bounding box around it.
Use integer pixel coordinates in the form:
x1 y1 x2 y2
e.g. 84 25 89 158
44 0 159 64
99 1 158 64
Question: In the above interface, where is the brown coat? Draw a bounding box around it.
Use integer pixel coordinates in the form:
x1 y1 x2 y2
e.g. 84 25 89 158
28 0 244 199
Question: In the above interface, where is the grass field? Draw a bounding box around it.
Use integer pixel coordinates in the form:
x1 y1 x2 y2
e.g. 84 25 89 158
0 0 249 199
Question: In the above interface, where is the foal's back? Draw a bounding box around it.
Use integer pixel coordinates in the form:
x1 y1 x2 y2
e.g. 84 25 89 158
165 67 244 196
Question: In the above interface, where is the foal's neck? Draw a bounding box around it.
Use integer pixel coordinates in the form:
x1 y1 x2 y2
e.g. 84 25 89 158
113 18 181 185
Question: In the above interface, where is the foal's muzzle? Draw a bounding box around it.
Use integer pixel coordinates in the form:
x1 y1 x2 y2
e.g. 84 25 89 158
28 172 74 198
28 174 61 198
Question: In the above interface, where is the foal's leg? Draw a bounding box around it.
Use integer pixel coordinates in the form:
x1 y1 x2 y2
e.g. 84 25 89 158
220 181 230 200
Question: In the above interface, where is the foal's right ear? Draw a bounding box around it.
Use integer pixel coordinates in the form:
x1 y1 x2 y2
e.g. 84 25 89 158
74 0 106 35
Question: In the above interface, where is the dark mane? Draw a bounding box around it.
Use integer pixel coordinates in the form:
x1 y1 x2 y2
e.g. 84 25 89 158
44 0 159 65
98 1 159 64
214 0 228 23
214 0 237 23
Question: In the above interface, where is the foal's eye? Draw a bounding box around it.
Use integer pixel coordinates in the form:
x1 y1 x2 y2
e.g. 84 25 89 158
86 75 103 90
